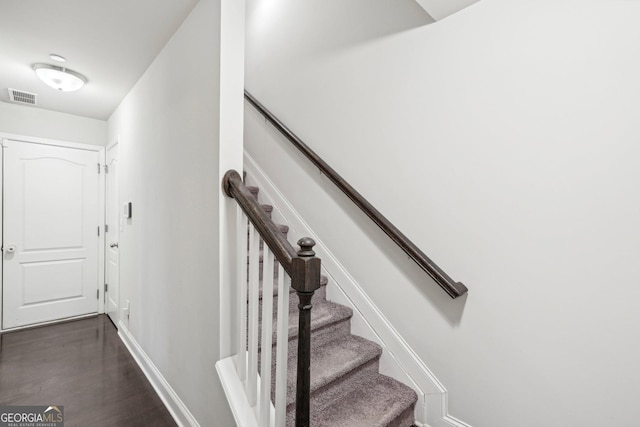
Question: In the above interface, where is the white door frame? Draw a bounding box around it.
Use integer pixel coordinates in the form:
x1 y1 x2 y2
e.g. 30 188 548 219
105 137 120 326
0 132 105 332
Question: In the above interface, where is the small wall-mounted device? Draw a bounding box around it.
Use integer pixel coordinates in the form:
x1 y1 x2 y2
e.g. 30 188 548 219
123 202 132 219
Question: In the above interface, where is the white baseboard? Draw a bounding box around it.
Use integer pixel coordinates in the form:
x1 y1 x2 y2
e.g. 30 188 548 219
244 152 471 427
118 322 200 427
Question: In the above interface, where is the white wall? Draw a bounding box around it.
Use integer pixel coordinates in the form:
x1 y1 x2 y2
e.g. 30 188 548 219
245 1 640 426
107 0 235 424
0 101 106 146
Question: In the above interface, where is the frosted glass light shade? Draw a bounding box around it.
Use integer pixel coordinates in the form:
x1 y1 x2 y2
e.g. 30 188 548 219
33 64 87 92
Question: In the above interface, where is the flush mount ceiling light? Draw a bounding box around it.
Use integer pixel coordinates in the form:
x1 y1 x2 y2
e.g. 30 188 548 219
33 63 87 92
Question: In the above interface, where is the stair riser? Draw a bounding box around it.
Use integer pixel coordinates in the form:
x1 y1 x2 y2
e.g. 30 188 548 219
256 315 354 380
284 357 381 423
284 317 351 354
385 405 417 427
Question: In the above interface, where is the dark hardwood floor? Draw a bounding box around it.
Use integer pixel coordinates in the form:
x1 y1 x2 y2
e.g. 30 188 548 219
0 315 177 427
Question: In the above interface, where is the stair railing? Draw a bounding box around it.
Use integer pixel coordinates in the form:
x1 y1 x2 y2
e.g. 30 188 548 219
244 90 468 298
223 169 321 427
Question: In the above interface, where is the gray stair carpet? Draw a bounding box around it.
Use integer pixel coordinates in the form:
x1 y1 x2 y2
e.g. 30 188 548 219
247 179 417 427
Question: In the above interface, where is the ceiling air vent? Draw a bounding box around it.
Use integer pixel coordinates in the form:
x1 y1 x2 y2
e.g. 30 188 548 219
8 88 37 106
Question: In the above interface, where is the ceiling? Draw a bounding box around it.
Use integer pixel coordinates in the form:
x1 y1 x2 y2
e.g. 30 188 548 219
0 0 199 121
415 0 481 21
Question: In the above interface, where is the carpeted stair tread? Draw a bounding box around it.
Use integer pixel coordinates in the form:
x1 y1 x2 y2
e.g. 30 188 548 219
309 373 418 427
261 300 352 348
285 334 382 407
255 276 328 322
285 300 351 342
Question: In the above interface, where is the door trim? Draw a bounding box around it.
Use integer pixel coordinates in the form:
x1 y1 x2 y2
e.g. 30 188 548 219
0 132 105 332
105 137 120 327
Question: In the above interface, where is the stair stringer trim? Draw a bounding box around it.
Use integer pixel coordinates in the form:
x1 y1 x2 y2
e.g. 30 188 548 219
244 152 471 427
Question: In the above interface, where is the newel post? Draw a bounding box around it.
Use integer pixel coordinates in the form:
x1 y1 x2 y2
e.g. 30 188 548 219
291 237 321 427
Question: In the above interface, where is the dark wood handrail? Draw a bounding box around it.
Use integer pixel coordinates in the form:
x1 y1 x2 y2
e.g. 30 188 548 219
223 169 297 275
244 90 468 299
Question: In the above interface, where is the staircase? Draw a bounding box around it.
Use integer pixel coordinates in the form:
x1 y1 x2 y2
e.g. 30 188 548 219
248 179 418 427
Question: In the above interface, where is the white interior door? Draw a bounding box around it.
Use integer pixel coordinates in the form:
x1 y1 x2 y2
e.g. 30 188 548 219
2 140 100 329
105 143 119 326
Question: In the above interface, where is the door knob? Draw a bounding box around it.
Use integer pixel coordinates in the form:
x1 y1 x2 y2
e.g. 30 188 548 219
110 243 119 248
4 245 16 253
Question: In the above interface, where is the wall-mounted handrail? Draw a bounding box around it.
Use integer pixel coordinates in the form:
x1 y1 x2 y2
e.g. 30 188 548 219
244 90 468 299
